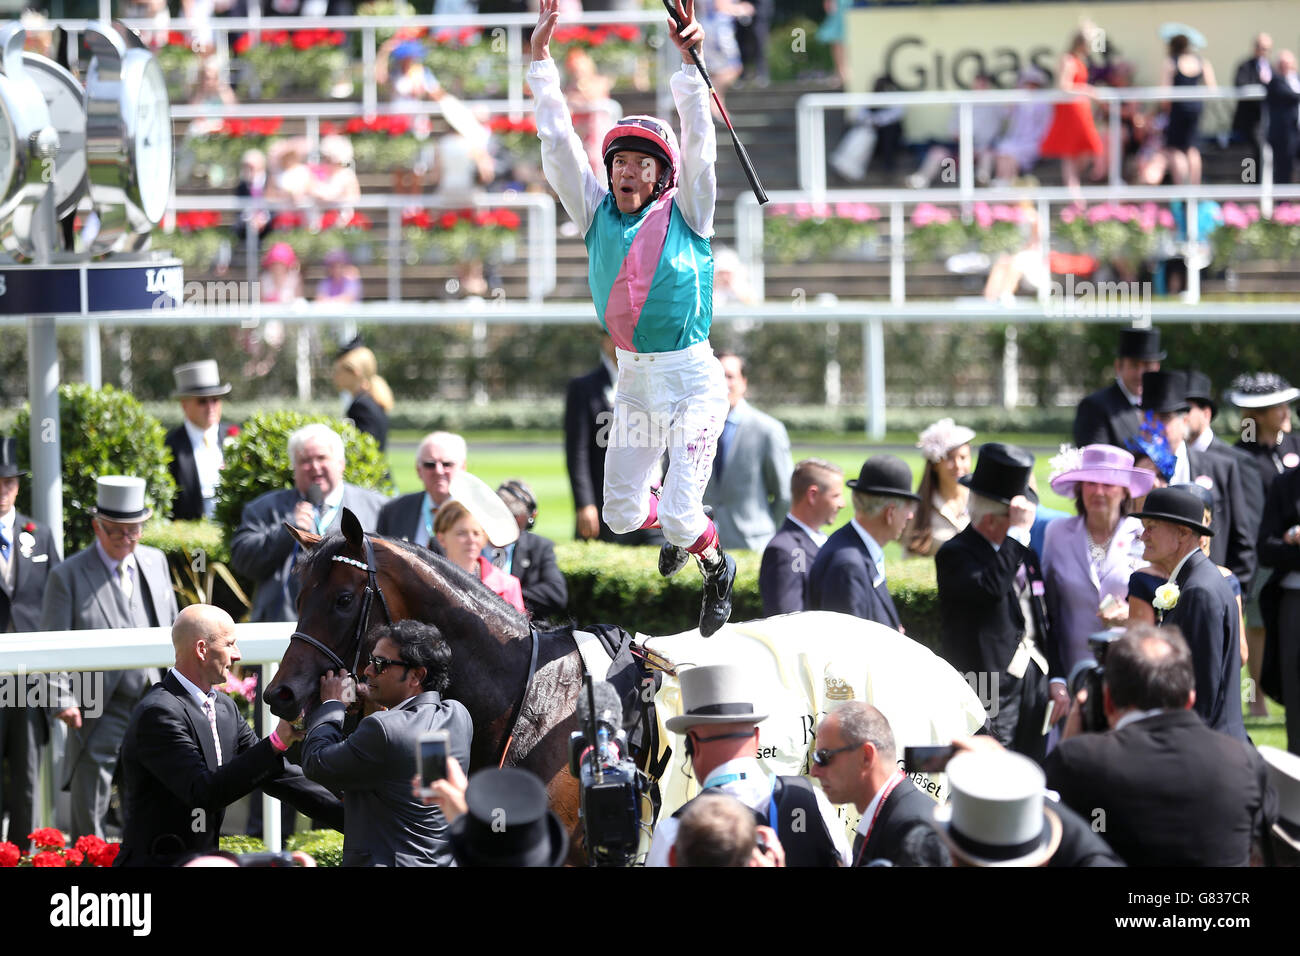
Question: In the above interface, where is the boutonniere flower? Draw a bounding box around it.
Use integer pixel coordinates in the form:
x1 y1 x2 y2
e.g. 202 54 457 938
22 522 34 534
18 531 35 557
1153 583 1180 621
222 425 240 452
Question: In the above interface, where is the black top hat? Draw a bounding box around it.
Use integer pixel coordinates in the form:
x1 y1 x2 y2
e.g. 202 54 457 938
1130 486 1214 537
0 437 28 478
448 768 569 867
1140 370 1190 414
1117 326 1165 361
847 454 920 501
960 443 1036 505
1184 370 1216 414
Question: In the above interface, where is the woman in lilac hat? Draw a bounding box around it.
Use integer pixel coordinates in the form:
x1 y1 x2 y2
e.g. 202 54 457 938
1041 444 1155 675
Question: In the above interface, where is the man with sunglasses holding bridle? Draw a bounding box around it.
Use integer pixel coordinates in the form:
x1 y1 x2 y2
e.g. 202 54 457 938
645 664 848 867
301 620 472 867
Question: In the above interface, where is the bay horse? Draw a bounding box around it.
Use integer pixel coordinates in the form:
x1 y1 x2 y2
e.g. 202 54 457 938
263 508 641 862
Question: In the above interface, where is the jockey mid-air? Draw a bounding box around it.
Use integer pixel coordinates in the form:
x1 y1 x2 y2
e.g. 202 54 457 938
529 0 736 636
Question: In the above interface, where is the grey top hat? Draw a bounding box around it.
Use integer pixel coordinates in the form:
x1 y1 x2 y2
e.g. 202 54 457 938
1129 486 1213 537
0 437 28 478
665 664 769 733
930 751 1062 867
847 454 920 501
90 476 152 523
172 360 232 398
1259 746 1300 852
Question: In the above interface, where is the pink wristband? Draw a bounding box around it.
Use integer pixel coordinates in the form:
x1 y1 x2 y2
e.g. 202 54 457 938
269 730 288 752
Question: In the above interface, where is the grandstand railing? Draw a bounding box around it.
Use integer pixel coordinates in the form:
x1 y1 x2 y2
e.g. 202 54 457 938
735 182 1300 311
53 12 677 118
166 190 558 302
796 86 1270 197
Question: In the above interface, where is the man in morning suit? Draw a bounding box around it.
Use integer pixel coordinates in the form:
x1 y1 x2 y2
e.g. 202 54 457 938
1183 369 1260 593
1044 625 1276 865
1266 51 1300 185
375 431 466 554
563 338 662 546
702 352 794 553
1132 486 1248 741
230 424 387 623
1072 326 1163 450
1232 33 1272 166
115 605 343 866
807 455 918 630
0 438 60 847
759 458 844 616
645 664 849 867
493 480 568 620
811 702 950 867
42 476 179 839
163 360 234 521
302 620 472 866
936 444 1068 762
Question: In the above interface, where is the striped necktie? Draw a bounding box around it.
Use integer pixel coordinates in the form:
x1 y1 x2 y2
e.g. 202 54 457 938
201 696 224 766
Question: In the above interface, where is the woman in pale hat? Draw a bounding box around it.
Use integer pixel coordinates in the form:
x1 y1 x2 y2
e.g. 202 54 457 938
904 418 975 558
434 500 526 615
332 339 393 452
1228 371 1300 497
1040 444 1154 675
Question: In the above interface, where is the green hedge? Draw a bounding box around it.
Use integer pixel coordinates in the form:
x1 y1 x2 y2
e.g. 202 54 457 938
285 829 345 868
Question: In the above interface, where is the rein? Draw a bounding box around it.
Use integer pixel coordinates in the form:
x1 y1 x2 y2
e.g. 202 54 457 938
497 626 540 768
288 533 393 681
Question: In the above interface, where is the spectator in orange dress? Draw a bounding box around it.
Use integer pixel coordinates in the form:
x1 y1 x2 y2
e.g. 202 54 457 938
1040 32 1105 198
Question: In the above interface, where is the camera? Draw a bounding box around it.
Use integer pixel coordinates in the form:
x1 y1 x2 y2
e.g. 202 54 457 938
567 677 647 867
1067 630 1122 733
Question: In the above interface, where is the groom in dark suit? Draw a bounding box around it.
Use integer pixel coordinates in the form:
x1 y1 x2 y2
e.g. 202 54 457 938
115 605 343 866
810 702 950 867
1132 486 1248 741
937 444 1067 762
760 459 844 616
807 456 918 629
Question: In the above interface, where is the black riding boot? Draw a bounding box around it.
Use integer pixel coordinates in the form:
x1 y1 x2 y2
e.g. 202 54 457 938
697 548 736 637
658 541 690 577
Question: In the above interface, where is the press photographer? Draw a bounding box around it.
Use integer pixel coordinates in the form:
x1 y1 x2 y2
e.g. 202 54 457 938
1044 624 1277 866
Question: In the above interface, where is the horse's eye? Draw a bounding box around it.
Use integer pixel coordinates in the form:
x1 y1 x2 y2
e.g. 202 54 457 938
335 591 354 610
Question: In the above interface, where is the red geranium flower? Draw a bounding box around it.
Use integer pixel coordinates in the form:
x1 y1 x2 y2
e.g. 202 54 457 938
32 851 66 867
438 211 459 230
23 522 34 533
226 425 240 437
0 842 19 867
64 848 84 867
28 827 65 850
271 212 306 230
75 835 106 856
89 843 120 867
494 209 521 230
233 33 254 55
167 31 189 47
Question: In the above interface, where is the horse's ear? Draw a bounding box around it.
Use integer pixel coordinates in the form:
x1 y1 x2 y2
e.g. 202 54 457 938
341 508 365 553
285 523 322 549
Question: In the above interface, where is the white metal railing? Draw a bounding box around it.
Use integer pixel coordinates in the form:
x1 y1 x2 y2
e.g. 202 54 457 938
737 182 1300 314
53 11 677 119
166 190 557 302
798 86 1269 197
0 622 295 850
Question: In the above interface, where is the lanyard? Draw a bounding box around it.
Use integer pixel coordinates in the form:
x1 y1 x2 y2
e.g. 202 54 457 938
854 772 904 866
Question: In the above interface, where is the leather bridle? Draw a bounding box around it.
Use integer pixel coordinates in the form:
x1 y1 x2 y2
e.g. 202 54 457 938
288 533 393 682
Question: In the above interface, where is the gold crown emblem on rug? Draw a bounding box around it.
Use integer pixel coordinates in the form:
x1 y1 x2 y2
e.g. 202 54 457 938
825 675 854 701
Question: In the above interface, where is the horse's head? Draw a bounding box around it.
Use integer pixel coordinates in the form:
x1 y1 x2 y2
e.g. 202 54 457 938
264 508 401 720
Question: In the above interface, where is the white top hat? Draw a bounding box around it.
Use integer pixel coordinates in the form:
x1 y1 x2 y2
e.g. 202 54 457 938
931 751 1062 867
1259 746 1300 851
91 476 152 523
172 360 232 398
449 471 520 548
664 664 769 733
